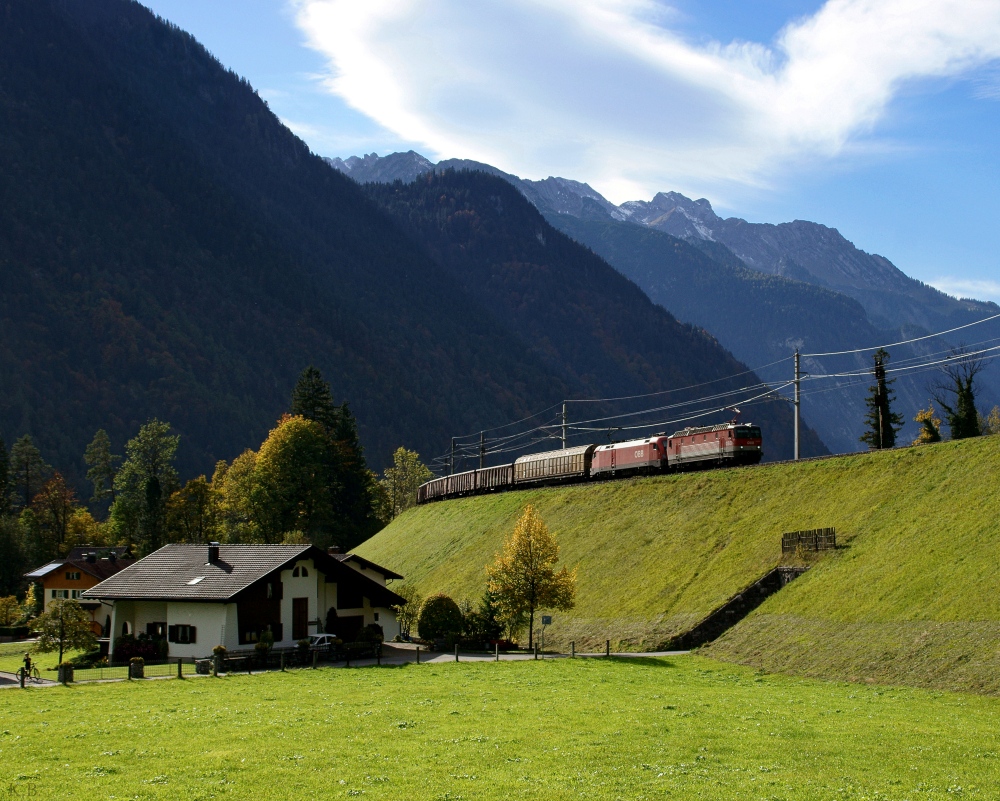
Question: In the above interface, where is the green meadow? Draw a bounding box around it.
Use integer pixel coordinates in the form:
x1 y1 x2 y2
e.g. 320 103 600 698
359 435 1000 692
3 656 1000 800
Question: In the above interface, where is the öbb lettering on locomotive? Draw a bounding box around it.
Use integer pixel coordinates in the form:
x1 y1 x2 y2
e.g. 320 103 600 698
417 422 763 503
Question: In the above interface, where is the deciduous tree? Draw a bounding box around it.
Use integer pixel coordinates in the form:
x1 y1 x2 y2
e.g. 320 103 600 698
933 348 985 440
30 473 78 558
486 505 576 648
913 403 942 445
32 598 98 664
110 420 179 554
979 406 1000 436
390 584 422 640
165 476 218 542
378 447 433 522
0 595 21 626
860 348 903 450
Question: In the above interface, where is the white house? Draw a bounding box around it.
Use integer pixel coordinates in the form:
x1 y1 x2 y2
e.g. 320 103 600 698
82 543 405 659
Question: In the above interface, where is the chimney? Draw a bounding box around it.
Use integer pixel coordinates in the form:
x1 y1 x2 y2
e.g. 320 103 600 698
208 542 220 563
328 546 342 555
86 552 97 563
108 552 117 564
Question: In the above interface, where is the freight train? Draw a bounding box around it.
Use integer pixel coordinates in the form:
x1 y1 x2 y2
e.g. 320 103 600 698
417 421 763 503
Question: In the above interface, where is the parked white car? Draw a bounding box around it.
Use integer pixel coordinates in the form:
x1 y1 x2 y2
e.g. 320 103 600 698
308 633 338 650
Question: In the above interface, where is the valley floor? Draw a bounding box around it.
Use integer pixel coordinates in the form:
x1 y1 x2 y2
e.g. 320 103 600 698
2 656 999 800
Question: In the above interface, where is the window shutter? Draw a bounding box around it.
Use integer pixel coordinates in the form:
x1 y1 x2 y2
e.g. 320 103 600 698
168 625 177 643
189 626 196 644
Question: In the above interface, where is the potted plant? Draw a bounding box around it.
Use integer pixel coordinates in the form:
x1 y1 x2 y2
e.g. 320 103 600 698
57 661 74 683
129 656 144 679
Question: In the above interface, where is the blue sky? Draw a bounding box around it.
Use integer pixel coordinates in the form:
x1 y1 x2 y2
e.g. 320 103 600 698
143 0 1000 303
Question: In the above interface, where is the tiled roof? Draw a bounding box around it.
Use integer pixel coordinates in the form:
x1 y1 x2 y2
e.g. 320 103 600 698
24 555 136 581
83 544 406 607
334 553 405 580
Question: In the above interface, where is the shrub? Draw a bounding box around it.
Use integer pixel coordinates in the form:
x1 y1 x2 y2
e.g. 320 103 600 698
359 623 384 644
417 594 464 641
212 645 227 657
297 638 311 656
112 634 161 663
130 656 144 666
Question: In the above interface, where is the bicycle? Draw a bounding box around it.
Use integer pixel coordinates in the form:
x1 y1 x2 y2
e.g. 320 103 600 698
16 666 41 684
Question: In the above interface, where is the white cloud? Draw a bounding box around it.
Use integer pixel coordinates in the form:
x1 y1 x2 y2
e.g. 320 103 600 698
289 0 1000 201
929 277 1000 304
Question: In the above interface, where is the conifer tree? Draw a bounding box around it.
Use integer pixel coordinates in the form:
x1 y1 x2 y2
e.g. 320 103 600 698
9 435 50 511
290 366 340 431
84 429 119 508
0 435 10 517
860 349 903 450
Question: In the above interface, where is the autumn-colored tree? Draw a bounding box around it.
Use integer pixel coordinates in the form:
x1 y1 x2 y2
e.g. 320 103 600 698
30 473 78 558
213 452 261 541
378 447 433 522
252 415 336 543
913 403 943 445
32 598 98 664
486 505 576 648
166 476 218 542
0 595 21 626
979 406 1000 436
21 584 40 621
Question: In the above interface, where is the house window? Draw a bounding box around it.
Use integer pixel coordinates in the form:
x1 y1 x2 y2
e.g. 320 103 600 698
292 565 309 577
51 589 69 599
168 624 197 644
267 582 273 599
146 622 167 640
121 621 132 636
70 590 81 599
374 612 380 622
65 571 81 581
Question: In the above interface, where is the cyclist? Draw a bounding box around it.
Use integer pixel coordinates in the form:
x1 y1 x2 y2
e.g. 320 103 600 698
22 653 32 675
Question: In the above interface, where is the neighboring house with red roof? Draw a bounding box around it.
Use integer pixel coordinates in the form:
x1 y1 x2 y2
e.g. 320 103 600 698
82 543 406 659
24 546 136 641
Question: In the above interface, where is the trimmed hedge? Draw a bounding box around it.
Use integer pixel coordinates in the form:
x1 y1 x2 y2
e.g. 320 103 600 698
0 626 31 639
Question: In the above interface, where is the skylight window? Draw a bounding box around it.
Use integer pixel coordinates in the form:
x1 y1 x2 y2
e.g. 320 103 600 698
187 576 206 585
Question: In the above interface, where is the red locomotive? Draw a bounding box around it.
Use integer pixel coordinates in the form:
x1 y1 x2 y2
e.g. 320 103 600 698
417 421 764 503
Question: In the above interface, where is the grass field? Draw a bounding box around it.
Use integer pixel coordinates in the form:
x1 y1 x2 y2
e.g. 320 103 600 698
2 656 999 800
358 435 1000 692
0 642 84 676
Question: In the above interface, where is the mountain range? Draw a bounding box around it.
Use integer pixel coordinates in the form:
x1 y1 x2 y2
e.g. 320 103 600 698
327 152 1000 453
0 0 821 492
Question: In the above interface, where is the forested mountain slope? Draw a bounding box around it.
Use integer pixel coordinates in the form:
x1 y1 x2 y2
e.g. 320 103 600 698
0 0 821 487
0 0 565 480
364 171 825 462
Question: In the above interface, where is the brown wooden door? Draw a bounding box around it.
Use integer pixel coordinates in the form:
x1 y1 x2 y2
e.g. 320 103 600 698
292 597 309 640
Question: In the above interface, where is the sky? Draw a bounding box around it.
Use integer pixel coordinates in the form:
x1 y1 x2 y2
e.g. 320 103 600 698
142 0 1000 303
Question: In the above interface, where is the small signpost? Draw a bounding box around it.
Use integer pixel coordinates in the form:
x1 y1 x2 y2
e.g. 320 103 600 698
540 615 552 656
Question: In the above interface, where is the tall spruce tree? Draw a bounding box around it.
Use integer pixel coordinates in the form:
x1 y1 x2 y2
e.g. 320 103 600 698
0 435 10 517
9 435 50 511
84 429 119 509
288 367 379 550
860 348 903 450
290 366 340 431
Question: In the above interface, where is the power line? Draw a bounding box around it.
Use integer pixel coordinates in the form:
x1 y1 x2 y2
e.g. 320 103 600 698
802 313 1000 358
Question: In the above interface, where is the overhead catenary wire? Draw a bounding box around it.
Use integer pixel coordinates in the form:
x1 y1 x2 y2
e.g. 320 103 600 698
801 312 1000 358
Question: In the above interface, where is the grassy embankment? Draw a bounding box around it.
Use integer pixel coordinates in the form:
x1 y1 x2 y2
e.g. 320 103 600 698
358 435 1000 692
3 657 1000 800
